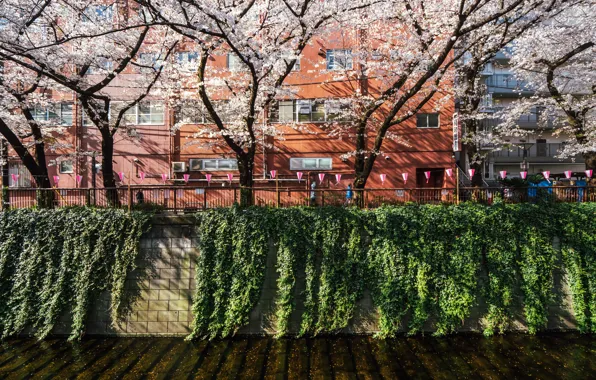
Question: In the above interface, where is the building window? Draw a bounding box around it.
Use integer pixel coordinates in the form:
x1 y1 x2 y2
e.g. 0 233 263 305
536 139 547 157
289 157 332 170
180 101 209 124
268 99 351 123
326 49 353 70
176 52 199 71
8 163 31 187
32 103 73 126
282 54 300 71
138 102 165 124
59 160 74 174
138 53 163 69
119 101 165 125
82 5 113 23
227 53 245 71
86 57 113 75
190 158 238 171
416 113 440 128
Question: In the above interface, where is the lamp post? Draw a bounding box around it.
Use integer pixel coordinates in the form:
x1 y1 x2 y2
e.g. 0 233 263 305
519 140 534 174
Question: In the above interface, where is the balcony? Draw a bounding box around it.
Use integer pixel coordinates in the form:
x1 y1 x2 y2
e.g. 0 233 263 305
484 74 534 96
491 143 584 163
479 107 555 130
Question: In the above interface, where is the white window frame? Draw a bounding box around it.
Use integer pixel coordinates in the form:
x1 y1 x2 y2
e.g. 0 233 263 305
118 101 165 125
416 113 440 129
269 99 351 123
32 103 73 126
179 101 210 124
193 158 238 171
8 163 31 188
176 52 199 71
326 49 353 70
59 160 74 174
289 157 333 170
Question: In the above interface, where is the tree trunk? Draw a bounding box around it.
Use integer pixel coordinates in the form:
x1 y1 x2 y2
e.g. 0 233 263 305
100 129 119 206
237 153 254 207
584 151 596 171
1 138 8 209
0 119 54 207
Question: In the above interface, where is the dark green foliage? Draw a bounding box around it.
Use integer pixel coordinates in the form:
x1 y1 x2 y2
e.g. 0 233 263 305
189 203 596 339
0 207 151 341
189 207 273 340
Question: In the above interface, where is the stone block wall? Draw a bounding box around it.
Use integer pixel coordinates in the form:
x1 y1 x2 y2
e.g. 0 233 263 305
51 218 580 337
81 216 198 336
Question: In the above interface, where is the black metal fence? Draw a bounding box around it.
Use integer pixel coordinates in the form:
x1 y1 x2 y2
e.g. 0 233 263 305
2 186 595 212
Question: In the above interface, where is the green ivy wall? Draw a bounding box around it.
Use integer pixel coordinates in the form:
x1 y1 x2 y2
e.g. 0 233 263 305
0 202 595 340
190 203 596 339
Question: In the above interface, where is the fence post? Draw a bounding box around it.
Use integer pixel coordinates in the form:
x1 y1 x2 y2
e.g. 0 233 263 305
203 188 207 210
1 187 8 210
128 187 132 212
173 187 177 213
321 190 325 207
276 188 280 208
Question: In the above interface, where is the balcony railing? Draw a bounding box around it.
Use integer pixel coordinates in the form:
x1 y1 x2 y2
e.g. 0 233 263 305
484 74 533 92
1 186 594 211
491 143 581 160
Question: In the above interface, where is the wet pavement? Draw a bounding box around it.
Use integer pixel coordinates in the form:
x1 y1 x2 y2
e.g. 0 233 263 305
0 333 595 379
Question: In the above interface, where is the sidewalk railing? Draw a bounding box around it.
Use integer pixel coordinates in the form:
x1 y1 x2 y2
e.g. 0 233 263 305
2 186 595 212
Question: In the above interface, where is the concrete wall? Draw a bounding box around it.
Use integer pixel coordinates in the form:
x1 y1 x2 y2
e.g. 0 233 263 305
50 218 578 337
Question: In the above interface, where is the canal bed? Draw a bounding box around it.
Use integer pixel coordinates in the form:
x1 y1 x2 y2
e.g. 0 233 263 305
1 333 595 378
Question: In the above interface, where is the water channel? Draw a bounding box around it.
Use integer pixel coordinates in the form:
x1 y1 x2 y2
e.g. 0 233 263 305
1 333 595 378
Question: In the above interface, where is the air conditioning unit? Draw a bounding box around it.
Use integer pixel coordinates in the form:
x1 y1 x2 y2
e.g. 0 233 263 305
189 159 202 171
172 162 186 173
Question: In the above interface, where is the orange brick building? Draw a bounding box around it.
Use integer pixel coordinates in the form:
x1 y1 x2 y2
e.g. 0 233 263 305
3 29 456 192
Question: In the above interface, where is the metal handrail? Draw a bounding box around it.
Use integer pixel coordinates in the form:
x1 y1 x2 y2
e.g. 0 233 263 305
2 185 594 211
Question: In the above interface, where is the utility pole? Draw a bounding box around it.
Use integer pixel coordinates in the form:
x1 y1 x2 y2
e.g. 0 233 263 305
1 139 9 209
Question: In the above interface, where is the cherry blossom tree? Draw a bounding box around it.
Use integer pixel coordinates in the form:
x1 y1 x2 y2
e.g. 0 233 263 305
0 0 175 203
454 0 573 185
0 69 63 206
496 2 596 170
139 0 374 205
314 0 579 189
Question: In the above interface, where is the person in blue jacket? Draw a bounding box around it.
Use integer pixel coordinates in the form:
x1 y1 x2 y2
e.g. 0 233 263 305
345 184 354 206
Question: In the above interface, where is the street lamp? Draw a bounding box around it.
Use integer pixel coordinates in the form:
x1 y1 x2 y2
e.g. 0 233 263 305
518 140 534 173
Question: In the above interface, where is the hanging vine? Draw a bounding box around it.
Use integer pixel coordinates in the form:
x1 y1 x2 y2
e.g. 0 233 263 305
0 208 151 341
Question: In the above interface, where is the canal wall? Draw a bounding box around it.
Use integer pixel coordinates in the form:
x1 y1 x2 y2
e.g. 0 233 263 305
47 216 578 337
